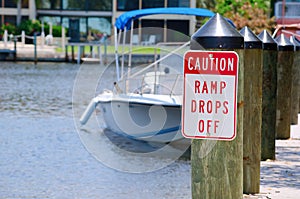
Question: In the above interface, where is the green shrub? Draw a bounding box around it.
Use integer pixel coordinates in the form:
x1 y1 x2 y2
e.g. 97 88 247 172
16 20 32 35
43 23 68 37
15 20 67 37
1 23 16 35
16 20 41 35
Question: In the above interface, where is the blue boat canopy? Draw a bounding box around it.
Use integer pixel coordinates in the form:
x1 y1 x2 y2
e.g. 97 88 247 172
115 7 215 30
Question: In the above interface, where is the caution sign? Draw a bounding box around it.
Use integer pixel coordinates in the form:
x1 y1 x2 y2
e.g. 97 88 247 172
182 51 239 140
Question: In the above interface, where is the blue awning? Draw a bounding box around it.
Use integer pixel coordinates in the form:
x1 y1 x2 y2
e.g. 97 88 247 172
115 7 215 30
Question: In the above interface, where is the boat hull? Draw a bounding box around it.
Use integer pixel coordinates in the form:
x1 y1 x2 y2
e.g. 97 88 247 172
98 93 183 143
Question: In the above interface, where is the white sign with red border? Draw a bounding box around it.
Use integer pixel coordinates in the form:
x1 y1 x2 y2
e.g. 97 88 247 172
182 50 239 140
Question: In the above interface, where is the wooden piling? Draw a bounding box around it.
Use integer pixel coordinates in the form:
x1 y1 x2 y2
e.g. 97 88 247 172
240 27 262 194
190 14 244 199
275 34 294 139
290 36 300 123
34 33 37 65
71 46 75 63
13 37 17 61
65 45 69 62
257 30 278 161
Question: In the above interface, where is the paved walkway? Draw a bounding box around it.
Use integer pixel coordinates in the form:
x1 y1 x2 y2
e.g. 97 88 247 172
244 114 300 199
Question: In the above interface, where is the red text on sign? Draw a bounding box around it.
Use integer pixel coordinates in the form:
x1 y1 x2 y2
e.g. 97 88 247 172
191 100 229 114
198 119 220 134
194 80 226 94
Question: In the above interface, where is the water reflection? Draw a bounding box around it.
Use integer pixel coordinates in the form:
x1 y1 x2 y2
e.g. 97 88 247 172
0 62 78 116
72 60 190 173
0 62 191 198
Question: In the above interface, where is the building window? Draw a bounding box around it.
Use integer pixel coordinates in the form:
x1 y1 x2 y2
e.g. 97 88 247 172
3 0 28 8
166 20 189 42
117 0 190 10
4 15 16 25
117 0 139 11
275 1 300 18
141 19 164 42
37 0 61 9
87 0 112 11
4 0 16 8
167 0 189 7
142 0 164 8
63 0 86 10
39 16 62 26
61 16 111 41
88 17 111 39
37 0 112 10
21 0 29 8
60 0 112 11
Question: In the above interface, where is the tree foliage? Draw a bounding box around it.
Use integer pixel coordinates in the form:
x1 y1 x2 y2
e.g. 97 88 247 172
215 0 275 33
215 0 270 15
197 0 217 10
197 0 275 34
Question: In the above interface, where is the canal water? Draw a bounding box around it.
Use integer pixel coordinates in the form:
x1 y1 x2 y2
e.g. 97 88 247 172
0 62 191 198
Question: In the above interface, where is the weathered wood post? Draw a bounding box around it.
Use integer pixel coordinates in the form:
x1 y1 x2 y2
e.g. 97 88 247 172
292 37 300 114
71 45 75 63
77 45 81 65
34 32 37 65
104 35 108 64
90 45 94 58
257 30 278 160
290 36 300 123
190 13 244 199
65 44 69 62
13 36 17 61
239 26 262 194
98 45 102 65
275 34 294 139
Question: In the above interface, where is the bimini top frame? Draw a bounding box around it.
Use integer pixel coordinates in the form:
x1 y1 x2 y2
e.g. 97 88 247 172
113 7 216 81
115 7 215 31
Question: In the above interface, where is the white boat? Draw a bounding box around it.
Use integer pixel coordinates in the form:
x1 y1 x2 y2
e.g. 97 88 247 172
95 91 182 143
80 7 215 143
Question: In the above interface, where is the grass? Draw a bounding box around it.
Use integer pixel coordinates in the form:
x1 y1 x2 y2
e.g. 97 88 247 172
56 45 161 54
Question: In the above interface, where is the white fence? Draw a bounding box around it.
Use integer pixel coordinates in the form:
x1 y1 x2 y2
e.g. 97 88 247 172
2 27 67 50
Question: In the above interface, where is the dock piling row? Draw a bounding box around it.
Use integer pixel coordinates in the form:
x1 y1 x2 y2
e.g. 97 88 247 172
190 13 299 198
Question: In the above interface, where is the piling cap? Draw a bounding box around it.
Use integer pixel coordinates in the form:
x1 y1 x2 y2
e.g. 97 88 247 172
191 13 244 50
239 26 262 49
257 30 278 50
275 34 294 51
290 36 300 51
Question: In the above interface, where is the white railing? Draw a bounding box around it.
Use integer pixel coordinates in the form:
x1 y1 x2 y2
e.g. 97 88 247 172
2 27 67 49
117 73 183 96
116 41 189 96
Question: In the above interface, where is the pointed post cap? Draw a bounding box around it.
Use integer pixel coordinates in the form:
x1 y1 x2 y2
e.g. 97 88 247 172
239 26 262 49
290 36 300 51
275 34 294 51
191 13 244 50
257 30 278 50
